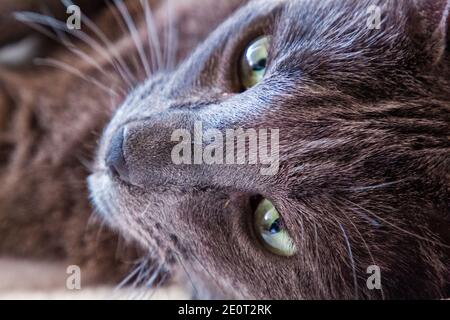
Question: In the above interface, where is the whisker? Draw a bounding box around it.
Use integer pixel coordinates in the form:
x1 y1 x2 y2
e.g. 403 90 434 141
15 18 60 41
140 0 163 71
148 272 168 300
113 0 151 77
84 210 107 245
15 12 131 89
114 234 125 260
93 219 109 249
190 253 227 298
164 0 178 70
61 0 137 89
138 196 243 299
106 0 129 36
39 4 68 44
33 57 119 96
132 263 165 300
13 10 104 78
174 233 229 299
105 0 142 77
144 263 164 288
47 27 125 94
86 211 101 229
115 257 147 291
108 87 122 113
175 253 198 298
175 232 247 299
127 259 155 300
335 200 385 299
343 198 450 249
342 179 408 192
25 17 122 93
337 221 359 299
76 153 95 174
131 259 152 289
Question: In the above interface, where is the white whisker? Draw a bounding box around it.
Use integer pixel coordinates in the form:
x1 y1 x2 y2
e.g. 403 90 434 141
344 179 408 192
337 221 359 299
34 57 120 96
15 12 132 90
105 1 143 77
164 0 178 69
114 0 151 77
148 272 168 300
61 0 137 89
343 198 450 249
140 0 163 71
335 200 386 299
144 263 164 288
115 257 147 291
175 253 198 298
14 12 123 92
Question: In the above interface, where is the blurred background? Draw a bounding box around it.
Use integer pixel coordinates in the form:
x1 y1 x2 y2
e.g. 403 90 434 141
0 0 188 300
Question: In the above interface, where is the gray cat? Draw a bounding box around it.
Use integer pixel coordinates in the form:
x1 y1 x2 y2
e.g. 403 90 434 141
89 0 450 299
0 0 448 299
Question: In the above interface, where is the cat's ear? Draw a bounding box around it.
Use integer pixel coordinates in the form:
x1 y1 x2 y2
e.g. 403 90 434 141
409 0 450 64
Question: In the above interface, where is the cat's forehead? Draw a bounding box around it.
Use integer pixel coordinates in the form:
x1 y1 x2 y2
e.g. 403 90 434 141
224 0 409 57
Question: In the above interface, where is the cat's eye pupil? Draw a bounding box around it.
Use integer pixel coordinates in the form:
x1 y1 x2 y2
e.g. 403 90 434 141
239 36 271 90
254 198 297 257
268 218 281 234
251 58 267 71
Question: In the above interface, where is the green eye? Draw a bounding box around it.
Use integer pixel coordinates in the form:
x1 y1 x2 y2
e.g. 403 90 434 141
239 36 271 89
254 198 296 257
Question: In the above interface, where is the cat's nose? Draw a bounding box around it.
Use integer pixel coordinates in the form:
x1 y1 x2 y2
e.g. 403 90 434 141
105 128 130 182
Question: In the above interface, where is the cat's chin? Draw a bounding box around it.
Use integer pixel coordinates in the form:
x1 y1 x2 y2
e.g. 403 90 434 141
87 171 119 227
87 171 145 230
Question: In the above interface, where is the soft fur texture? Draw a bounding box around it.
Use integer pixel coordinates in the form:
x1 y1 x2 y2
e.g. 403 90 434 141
1 0 449 299
90 0 450 299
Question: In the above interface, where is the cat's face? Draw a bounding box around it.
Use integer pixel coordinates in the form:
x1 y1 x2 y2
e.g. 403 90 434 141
89 0 450 299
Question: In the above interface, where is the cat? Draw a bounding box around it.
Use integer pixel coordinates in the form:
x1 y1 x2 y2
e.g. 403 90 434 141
89 0 450 299
1 0 449 299
0 0 244 288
